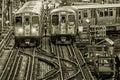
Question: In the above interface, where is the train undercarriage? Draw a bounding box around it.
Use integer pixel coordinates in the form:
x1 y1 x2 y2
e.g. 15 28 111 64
15 37 40 47
50 35 75 44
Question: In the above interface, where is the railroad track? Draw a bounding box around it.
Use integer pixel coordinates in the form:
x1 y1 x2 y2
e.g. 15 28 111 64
0 48 20 80
0 35 95 80
49 44 83 80
35 47 60 80
72 44 95 80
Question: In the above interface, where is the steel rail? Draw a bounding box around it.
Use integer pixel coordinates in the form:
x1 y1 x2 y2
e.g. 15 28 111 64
29 48 36 80
56 45 64 80
11 56 22 80
65 45 82 80
25 57 31 80
72 44 95 80
6 49 20 80
0 49 16 79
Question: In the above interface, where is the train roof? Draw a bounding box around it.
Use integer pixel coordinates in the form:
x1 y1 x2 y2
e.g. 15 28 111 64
15 1 43 15
72 3 120 9
50 6 76 13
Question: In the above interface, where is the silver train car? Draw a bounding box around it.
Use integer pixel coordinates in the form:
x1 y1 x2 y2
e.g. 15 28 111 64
72 3 120 34
49 6 77 44
14 1 43 47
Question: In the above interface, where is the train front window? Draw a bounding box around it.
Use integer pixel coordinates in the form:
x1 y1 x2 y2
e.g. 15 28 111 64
24 17 30 25
61 16 66 23
68 15 75 22
32 16 39 25
52 15 59 25
16 16 22 25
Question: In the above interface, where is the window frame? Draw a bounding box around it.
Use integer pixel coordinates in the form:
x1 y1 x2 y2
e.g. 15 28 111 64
32 16 39 25
51 14 59 26
68 14 75 22
15 16 22 25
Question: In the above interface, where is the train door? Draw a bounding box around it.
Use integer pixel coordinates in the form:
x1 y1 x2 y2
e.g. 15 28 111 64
60 15 67 34
24 16 30 36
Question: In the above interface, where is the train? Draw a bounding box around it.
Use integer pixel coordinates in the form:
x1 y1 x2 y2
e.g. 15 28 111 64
14 1 44 47
72 3 120 39
14 1 120 45
49 6 77 44
49 3 120 44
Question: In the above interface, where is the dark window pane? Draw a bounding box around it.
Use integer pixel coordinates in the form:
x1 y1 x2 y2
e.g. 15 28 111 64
105 11 108 16
32 16 39 24
52 15 59 25
24 17 30 25
16 16 22 25
104 9 108 16
109 11 113 16
100 11 104 17
68 15 75 22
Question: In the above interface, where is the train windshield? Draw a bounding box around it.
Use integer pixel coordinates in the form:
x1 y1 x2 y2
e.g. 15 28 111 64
68 15 75 22
32 16 39 25
24 17 30 25
16 16 22 25
52 15 59 25
61 15 66 23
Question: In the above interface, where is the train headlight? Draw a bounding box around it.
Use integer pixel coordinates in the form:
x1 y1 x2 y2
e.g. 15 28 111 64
18 28 23 33
32 28 37 33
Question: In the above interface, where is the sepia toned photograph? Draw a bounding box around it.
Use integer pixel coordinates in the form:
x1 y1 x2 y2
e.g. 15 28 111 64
0 0 120 80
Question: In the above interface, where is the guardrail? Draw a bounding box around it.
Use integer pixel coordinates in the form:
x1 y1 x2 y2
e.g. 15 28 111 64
0 27 13 52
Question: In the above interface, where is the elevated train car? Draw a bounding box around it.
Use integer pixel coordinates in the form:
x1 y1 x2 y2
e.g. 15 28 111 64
14 1 43 47
72 4 120 35
49 6 77 44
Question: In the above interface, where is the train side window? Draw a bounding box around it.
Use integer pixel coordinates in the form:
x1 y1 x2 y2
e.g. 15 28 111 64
24 17 30 25
52 15 59 25
104 9 108 16
79 11 81 19
83 10 88 18
99 11 104 17
16 16 22 25
109 9 113 16
32 16 39 25
68 15 75 22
